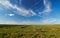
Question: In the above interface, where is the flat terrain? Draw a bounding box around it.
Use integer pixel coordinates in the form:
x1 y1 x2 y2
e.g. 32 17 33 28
0 25 60 38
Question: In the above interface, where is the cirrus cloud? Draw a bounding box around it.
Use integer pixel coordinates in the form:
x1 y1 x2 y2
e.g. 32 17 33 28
0 0 51 17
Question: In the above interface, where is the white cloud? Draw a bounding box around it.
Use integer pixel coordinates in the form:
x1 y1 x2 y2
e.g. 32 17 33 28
0 0 36 17
39 0 51 15
19 21 39 25
0 0 51 17
1 18 60 25
40 18 56 24
8 14 14 16
0 21 19 24
44 0 51 12
0 20 39 25
5 14 14 16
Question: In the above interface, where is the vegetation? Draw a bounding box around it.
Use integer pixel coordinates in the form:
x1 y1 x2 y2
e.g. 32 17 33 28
0 25 60 38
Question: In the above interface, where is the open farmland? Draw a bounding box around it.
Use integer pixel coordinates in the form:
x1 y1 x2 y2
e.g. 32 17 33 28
0 25 60 38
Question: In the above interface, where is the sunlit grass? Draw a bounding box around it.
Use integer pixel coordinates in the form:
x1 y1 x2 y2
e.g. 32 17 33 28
0 25 60 38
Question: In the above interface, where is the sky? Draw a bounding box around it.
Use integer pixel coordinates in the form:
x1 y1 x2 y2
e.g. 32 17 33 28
0 0 60 24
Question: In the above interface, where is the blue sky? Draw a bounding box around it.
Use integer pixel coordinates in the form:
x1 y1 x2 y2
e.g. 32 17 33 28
0 0 60 24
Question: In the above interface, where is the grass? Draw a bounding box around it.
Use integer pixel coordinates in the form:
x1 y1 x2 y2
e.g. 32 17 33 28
0 25 60 38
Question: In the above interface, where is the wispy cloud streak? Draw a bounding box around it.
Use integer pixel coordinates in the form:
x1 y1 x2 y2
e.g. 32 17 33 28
0 0 36 16
40 18 56 24
0 0 51 17
39 0 51 15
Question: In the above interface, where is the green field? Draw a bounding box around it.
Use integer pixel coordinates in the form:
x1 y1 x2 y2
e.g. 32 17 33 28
0 25 60 38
